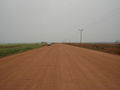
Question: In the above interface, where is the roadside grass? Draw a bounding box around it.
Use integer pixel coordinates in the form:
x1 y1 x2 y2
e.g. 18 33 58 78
0 43 45 58
67 43 120 55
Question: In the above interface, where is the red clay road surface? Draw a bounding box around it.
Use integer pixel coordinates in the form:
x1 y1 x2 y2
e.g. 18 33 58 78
0 44 120 90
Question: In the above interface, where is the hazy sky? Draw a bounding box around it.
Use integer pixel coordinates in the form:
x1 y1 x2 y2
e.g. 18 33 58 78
0 0 120 43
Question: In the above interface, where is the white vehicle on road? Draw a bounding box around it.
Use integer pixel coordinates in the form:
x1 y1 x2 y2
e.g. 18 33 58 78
48 42 51 46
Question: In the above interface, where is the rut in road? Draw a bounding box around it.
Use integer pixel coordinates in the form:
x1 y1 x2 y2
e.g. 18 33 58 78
0 44 120 90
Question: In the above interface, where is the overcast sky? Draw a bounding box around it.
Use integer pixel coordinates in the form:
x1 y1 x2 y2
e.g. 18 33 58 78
0 0 120 43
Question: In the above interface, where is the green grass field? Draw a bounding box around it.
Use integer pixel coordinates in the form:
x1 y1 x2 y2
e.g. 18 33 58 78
0 43 45 58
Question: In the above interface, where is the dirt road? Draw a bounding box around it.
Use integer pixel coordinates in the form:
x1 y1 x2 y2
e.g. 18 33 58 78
0 44 120 90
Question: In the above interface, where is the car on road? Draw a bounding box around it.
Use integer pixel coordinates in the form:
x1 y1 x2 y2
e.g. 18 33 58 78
48 43 51 46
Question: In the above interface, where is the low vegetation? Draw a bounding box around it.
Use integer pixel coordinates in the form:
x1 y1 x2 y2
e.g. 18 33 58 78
0 43 45 58
67 43 120 55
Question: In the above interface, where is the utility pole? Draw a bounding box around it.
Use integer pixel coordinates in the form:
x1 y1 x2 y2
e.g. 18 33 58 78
78 29 84 43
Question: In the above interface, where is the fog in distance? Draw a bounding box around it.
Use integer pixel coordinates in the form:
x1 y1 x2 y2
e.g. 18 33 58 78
0 0 120 43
